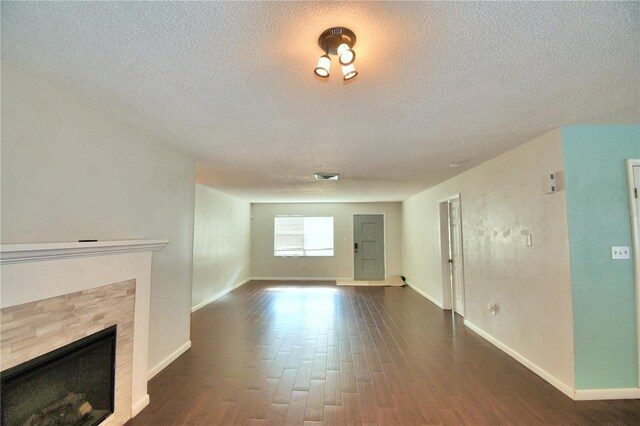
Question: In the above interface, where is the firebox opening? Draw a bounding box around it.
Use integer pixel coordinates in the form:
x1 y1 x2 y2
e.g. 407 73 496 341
1 325 117 426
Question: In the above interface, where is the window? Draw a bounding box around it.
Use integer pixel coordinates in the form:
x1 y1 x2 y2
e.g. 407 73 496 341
274 216 334 256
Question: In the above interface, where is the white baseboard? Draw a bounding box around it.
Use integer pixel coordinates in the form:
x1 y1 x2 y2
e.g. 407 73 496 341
406 282 444 309
251 276 349 282
191 277 251 313
574 388 640 400
131 394 150 417
464 320 575 400
147 340 191 380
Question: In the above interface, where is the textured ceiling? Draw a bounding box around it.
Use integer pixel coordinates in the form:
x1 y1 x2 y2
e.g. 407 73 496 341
2 1 639 202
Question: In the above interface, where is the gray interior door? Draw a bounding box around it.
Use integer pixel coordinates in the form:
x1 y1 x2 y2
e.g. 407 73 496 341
353 214 385 280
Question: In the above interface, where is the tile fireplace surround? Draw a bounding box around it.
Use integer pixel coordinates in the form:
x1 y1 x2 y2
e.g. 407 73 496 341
0 240 168 426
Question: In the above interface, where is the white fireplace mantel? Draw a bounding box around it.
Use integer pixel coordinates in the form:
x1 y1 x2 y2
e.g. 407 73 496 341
0 239 168 264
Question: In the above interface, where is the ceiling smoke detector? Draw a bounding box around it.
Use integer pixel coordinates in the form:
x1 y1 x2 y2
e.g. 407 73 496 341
314 173 339 181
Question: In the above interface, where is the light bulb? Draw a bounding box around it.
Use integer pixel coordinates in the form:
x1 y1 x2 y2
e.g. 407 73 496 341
314 54 331 78
337 43 355 65
341 63 358 81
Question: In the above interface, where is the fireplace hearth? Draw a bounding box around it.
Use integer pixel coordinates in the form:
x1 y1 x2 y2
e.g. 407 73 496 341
1 326 116 426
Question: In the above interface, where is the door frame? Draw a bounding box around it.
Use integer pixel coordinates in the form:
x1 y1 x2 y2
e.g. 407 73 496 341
351 213 387 280
438 194 466 315
626 159 640 385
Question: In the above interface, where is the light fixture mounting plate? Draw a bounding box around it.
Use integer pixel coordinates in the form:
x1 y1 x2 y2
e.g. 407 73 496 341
318 27 356 55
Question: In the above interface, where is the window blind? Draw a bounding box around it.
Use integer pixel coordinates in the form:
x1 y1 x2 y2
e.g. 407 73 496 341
274 216 304 256
274 216 334 256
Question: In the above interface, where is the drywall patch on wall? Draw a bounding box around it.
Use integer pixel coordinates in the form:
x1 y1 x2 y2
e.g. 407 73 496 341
192 185 251 310
563 126 640 390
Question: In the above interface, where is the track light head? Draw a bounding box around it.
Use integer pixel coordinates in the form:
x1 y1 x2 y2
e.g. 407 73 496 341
337 43 356 66
341 64 358 81
314 54 331 78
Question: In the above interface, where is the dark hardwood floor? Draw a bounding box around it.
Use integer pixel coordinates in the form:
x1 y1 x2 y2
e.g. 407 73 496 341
126 281 640 425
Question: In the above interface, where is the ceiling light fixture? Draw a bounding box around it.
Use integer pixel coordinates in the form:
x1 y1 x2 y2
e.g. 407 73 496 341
314 27 358 81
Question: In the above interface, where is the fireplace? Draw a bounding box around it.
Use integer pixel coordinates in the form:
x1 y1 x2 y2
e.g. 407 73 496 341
1 326 117 426
1 240 168 424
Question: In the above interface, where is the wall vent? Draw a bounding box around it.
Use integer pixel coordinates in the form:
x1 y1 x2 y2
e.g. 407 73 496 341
314 173 339 181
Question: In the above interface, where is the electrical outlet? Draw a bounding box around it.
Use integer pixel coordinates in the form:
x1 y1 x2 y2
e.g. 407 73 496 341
611 246 630 260
542 173 557 194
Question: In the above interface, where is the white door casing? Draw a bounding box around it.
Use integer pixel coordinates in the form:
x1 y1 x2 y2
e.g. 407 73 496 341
449 198 466 317
626 160 640 385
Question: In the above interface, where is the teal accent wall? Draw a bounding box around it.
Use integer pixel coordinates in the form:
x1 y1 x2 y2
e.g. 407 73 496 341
563 126 640 389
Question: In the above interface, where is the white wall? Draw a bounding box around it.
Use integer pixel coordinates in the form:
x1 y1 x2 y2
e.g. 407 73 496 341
1 63 195 375
402 129 575 391
251 202 402 279
192 185 251 310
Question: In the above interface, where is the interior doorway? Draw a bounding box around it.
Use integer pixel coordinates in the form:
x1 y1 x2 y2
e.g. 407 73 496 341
353 214 385 280
626 159 640 385
439 195 466 316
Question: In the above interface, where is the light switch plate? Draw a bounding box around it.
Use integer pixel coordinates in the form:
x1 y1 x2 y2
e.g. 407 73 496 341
611 246 631 260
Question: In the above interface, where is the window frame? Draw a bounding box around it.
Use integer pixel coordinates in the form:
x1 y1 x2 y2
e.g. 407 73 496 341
273 215 335 257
